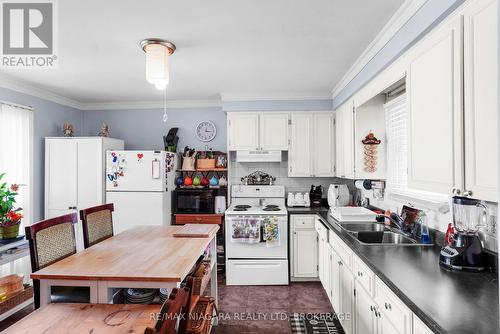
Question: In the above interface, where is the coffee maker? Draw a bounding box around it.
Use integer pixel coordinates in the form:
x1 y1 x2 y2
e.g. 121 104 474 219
439 196 488 271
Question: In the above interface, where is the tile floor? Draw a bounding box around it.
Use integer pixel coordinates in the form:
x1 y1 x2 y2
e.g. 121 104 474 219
0 278 343 334
214 276 342 334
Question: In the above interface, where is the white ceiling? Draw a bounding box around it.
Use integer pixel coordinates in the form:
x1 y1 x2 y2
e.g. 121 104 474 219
0 0 404 105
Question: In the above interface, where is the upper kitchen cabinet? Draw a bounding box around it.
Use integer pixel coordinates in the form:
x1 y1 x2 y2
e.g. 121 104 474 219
462 0 498 202
259 113 289 150
227 113 259 150
289 113 314 176
227 112 288 151
289 112 335 177
335 101 355 179
406 16 463 195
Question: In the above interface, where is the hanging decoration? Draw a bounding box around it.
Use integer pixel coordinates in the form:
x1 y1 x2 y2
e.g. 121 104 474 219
362 131 381 173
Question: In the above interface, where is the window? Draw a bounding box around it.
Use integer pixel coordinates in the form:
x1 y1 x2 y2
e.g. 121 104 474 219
0 101 33 227
384 94 448 207
384 94 407 192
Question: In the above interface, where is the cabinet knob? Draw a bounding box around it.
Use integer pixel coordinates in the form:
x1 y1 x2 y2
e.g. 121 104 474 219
370 306 374 312
452 188 461 195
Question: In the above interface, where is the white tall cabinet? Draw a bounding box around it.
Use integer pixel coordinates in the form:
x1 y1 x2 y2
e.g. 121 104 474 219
462 0 498 202
406 16 463 195
45 137 124 250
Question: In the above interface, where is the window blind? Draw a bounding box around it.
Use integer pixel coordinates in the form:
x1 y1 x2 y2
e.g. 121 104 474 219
384 94 407 192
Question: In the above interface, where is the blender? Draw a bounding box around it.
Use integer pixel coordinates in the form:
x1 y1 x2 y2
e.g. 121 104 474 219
439 196 489 271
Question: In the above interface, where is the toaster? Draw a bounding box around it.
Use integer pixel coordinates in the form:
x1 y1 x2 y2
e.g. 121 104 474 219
287 192 311 207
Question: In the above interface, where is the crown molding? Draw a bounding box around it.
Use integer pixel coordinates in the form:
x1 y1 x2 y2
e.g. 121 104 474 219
0 74 85 109
331 0 428 99
80 99 222 111
220 93 332 102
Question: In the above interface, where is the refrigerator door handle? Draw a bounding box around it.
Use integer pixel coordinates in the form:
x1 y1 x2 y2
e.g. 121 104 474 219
152 159 160 179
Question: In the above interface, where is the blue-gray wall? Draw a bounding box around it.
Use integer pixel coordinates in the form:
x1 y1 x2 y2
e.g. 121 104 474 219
0 87 83 222
332 0 465 108
82 107 227 152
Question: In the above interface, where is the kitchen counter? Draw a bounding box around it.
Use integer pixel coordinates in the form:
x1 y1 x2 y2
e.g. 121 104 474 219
316 211 499 334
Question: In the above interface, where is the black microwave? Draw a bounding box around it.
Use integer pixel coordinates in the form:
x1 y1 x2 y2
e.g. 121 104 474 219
172 188 216 214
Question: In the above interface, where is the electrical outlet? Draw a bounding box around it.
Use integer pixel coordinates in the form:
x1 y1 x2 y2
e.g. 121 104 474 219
484 215 497 237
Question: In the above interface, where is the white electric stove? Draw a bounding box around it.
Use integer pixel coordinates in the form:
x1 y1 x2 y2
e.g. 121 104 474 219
225 185 289 285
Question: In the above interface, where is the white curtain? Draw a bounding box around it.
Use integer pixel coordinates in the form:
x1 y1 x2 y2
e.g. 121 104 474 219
0 101 33 281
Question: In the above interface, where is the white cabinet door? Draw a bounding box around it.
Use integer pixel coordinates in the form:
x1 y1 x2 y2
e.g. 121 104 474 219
329 247 341 313
463 0 498 202
340 266 355 334
407 17 463 194
342 103 355 179
259 113 289 150
293 229 318 278
228 113 259 150
355 284 376 334
335 102 355 178
289 114 314 177
45 139 78 217
313 113 335 176
335 108 345 177
413 315 434 334
321 234 330 292
77 139 103 211
317 235 326 287
377 314 400 334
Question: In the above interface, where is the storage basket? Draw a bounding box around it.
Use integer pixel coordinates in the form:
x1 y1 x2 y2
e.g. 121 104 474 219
196 159 215 170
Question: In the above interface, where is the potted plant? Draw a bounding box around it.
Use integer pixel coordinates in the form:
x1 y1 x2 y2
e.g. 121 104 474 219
0 173 23 239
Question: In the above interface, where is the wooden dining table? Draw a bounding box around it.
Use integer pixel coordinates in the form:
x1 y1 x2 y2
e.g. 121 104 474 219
31 224 219 307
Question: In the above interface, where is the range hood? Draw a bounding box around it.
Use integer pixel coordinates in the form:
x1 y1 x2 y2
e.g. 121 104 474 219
236 150 282 162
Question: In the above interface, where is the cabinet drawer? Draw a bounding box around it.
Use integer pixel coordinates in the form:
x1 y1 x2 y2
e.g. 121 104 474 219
292 215 316 229
374 277 412 334
354 256 375 296
174 214 223 225
329 232 353 270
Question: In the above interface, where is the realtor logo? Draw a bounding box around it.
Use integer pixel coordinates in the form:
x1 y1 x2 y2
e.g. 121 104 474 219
1 0 57 68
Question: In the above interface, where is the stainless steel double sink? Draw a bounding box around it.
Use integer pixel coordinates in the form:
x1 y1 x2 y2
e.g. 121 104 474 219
338 223 432 246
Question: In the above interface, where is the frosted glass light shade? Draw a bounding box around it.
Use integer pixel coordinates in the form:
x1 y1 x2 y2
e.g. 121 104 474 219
145 43 169 90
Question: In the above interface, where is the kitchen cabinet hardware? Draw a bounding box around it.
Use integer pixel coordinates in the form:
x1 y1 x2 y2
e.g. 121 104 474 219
463 190 473 197
452 188 461 195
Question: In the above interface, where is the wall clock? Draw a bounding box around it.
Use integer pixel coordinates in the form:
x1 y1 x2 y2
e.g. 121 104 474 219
195 120 217 142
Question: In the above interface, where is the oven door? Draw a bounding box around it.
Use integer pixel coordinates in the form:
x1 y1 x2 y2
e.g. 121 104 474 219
225 215 288 259
172 189 215 214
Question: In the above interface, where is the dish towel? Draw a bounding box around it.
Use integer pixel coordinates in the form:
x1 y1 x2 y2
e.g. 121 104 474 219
230 218 261 244
263 217 280 248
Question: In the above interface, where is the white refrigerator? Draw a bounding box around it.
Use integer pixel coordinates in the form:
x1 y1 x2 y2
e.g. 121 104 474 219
105 150 178 234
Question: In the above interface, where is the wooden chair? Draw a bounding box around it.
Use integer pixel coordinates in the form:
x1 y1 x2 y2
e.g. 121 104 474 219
79 203 114 249
144 287 190 334
178 260 216 334
25 213 89 308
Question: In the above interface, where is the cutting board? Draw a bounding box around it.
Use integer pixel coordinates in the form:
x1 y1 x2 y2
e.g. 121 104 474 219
173 224 218 238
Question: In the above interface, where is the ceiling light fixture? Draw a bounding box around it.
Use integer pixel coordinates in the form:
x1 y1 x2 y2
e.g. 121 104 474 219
140 38 176 90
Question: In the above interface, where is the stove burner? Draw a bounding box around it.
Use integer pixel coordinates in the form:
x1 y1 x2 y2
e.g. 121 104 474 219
235 205 251 209
263 207 281 211
233 208 248 211
265 205 279 208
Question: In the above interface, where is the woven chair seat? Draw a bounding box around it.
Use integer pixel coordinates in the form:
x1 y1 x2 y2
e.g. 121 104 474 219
185 296 216 334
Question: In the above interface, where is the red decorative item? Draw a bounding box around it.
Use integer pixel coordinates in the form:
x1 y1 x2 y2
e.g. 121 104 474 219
200 176 210 187
445 223 455 246
183 176 193 186
137 153 144 161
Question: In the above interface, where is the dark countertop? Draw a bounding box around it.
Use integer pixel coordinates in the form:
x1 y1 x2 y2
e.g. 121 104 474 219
312 211 499 334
